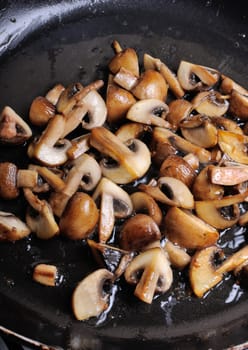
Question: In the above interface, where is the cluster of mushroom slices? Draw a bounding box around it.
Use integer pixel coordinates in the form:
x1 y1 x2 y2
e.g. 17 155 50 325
1 40 248 321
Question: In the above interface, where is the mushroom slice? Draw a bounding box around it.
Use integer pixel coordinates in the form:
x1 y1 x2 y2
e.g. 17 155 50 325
72 268 114 321
192 91 229 117
80 89 107 130
90 127 151 184
45 83 65 105
229 89 248 120
0 106 32 144
209 164 248 186
93 177 133 243
192 165 224 201
167 99 192 128
164 240 191 270
159 155 196 188
29 96 56 127
139 176 194 209
29 164 65 192
220 75 248 95
50 153 101 217
143 53 185 98
126 99 171 128
115 122 151 143
109 40 139 76
190 245 248 297
24 188 59 239
124 247 173 304
66 133 90 160
119 214 161 251
177 60 219 91
211 116 243 135
131 69 168 101
28 114 71 167
0 211 31 241
195 190 248 229
153 127 211 163
33 264 58 287
164 207 219 249
0 162 19 199
180 116 218 148
130 191 162 226
218 130 248 165
113 67 138 91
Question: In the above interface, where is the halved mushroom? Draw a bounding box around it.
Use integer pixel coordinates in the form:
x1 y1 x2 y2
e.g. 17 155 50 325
0 106 32 144
28 114 71 167
159 155 196 188
130 191 162 226
192 91 229 117
139 176 194 209
180 116 218 148
124 247 173 304
218 130 248 165
126 99 171 128
119 214 161 251
163 207 219 249
92 177 133 243
72 268 114 321
90 126 151 184
143 53 185 98
164 240 191 270
190 245 248 297
209 164 248 186
59 192 99 240
229 89 248 120
153 127 211 163
80 89 107 130
24 188 59 239
131 69 168 101
0 211 31 241
109 40 139 76
195 190 248 229
192 165 224 200
177 60 219 91
167 99 192 128
29 96 56 127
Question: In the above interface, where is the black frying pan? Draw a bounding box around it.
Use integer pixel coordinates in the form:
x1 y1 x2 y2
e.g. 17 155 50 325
0 1 248 349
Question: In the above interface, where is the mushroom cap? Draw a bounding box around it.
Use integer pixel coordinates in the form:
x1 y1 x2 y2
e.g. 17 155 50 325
29 96 56 127
108 47 139 76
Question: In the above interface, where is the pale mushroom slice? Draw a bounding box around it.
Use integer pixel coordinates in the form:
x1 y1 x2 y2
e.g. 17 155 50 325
90 126 151 184
45 83 65 105
0 211 31 241
113 67 138 91
192 91 229 117
66 133 90 160
24 188 59 239
229 89 248 120
153 127 211 164
109 40 139 76
124 247 173 304
28 114 71 167
209 164 248 186
164 240 191 270
190 245 248 298
143 53 185 98
80 89 107 130
195 190 248 229
177 60 219 91
126 99 171 128
163 207 219 250
130 191 162 226
29 96 56 127
0 106 32 144
93 177 133 243
180 116 218 148
218 130 248 165
72 268 114 321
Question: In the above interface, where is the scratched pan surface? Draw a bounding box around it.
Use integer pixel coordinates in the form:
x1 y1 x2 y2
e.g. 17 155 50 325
0 0 248 349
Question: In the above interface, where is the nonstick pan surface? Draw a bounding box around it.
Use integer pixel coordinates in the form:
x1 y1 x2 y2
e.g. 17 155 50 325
0 1 248 349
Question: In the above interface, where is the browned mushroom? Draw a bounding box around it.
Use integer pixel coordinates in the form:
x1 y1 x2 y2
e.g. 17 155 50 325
167 99 192 128
29 96 56 127
130 191 162 226
109 40 139 76
218 130 248 165
229 89 248 120
192 91 229 117
0 211 31 241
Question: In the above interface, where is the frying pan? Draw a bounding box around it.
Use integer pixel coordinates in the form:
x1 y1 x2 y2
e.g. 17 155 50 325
0 0 248 349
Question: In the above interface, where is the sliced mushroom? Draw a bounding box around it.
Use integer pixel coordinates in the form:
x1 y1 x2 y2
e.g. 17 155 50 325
153 127 211 163
192 91 229 117
113 67 138 91
24 188 59 239
163 207 219 249
29 96 56 127
119 214 161 251
159 155 196 188
130 191 162 226
115 122 151 143
66 133 90 160
28 114 71 167
0 106 32 144
209 164 248 186
195 190 248 229
192 165 224 200
29 164 65 192
45 83 65 105
131 69 168 101
80 89 107 129
220 75 248 95
139 176 194 209
90 126 151 184
211 116 243 135
33 264 58 287
0 211 31 241
126 99 171 128
164 240 191 270
177 60 219 91
167 99 192 128
218 130 248 165
59 192 99 240
72 268 114 321
229 89 248 120
183 153 200 171
92 177 133 243
109 40 139 76
124 247 173 304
